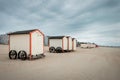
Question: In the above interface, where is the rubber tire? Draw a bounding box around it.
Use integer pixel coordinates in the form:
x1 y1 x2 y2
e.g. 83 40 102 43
9 50 17 59
18 50 27 60
49 47 55 53
56 47 62 53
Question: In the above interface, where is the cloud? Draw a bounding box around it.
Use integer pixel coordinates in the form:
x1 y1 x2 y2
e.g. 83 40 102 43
0 0 120 46
70 22 120 46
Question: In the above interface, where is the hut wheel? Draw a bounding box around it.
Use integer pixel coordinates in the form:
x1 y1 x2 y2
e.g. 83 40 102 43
18 50 27 60
49 47 55 53
56 47 62 53
9 50 17 59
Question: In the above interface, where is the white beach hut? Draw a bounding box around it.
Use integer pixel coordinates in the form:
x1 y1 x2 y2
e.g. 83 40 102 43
72 38 77 51
8 29 45 60
81 43 89 48
81 43 97 48
48 36 67 53
90 43 96 48
66 36 72 51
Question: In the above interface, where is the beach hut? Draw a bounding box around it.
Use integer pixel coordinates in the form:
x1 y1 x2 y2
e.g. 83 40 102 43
66 36 72 51
90 43 96 48
72 38 77 51
81 43 97 48
81 43 89 48
48 36 67 53
8 29 45 60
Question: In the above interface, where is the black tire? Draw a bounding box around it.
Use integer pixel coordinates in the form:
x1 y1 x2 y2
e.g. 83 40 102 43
56 47 62 53
49 47 55 53
18 50 27 60
9 50 17 59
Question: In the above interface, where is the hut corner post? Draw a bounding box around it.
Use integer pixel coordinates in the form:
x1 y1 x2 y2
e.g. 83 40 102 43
62 38 64 53
29 32 32 60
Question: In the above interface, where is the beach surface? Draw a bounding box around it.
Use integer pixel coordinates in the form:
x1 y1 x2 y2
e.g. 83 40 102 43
0 45 120 80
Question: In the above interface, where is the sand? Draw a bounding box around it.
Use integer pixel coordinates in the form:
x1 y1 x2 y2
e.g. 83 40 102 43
0 45 120 80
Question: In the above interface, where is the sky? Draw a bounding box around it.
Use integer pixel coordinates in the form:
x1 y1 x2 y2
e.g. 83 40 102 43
0 0 120 46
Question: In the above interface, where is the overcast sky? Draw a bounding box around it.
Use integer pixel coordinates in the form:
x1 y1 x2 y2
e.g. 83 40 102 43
0 0 120 46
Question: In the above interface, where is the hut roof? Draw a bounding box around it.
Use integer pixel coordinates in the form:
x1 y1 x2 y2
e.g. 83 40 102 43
8 29 38 35
49 36 65 39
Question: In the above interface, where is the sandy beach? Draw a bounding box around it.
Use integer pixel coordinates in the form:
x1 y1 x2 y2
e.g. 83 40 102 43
0 44 120 80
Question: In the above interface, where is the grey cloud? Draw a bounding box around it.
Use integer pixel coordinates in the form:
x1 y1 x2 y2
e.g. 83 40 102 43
0 0 120 46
